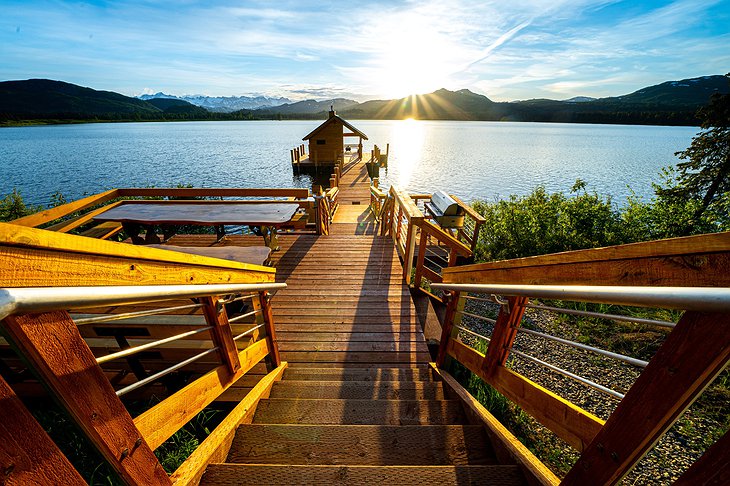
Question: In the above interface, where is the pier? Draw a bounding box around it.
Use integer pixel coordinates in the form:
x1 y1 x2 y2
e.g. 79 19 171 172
0 150 728 485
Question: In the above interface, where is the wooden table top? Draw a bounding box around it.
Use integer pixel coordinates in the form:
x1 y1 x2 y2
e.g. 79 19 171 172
95 202 300 226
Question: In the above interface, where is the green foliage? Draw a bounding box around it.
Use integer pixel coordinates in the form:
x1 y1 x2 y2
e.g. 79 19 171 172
0 188 43 221
471 184 623 262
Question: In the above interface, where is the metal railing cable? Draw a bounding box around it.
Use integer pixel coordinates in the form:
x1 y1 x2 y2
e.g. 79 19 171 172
73 303 204 325
233 323 265 341
96 326 213 365
524 302 676 329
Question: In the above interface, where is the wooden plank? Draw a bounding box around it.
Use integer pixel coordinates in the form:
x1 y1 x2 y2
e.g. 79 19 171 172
443 232 730 286
563 311 730 485
227 424 495 465
117 188 309 198
133 338 269 450
45 200 125 233
0 374 86 485
431 364 560 486
2 311 170 485
673 430 729 485
447 339 604 451
0 222 276 273
0 246 273 287
201 297 240 374
80 221 124 239
484 297 528 369
169 362 287 486
11 188 119 227
259 291 281 367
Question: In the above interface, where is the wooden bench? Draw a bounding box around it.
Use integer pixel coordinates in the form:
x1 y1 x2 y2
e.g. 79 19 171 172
146 244 272 267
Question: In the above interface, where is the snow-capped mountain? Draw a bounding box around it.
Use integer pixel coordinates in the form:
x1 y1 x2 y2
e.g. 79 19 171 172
138 92 292 112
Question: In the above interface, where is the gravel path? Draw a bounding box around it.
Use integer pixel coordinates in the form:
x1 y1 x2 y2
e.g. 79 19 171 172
455 298 724 484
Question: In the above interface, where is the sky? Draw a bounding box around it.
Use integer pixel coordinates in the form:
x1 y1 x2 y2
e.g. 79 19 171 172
1 0 729 102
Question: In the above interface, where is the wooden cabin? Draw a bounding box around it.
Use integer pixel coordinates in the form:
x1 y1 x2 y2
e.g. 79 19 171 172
302 107 367 166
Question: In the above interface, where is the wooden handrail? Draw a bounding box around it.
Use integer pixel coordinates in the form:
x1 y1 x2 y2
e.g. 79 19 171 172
117 188 310 198
419 219 472 257
0 222 275 287
443 231 730 287
11 189 120 228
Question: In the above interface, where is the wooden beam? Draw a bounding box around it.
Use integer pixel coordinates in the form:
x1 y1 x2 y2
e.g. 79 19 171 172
484 297 528 370
419 219 472 257
169 362 288 486
563 311 730 485
0 222 276 273
0 373 86 485
202 297 240 374
2 311 170 485
117 188 309 199
133 339 268 450
11 189 119 228
0 246 274 287
673 430 730 485
447 339 604 451
259 291 281 367
443 232 730 287
436 292 460 367
44 200 124 233
430 364 559 486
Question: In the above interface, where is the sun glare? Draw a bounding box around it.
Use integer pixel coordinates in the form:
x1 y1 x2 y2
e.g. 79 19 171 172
374 20 452 99
392 118 425 188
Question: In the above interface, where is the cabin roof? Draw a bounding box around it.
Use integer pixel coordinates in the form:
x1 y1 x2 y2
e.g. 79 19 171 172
302 114 368 141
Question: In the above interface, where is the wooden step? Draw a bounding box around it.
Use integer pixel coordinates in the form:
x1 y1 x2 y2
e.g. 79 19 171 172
227 425 496 465
253 399 465 425
201 464 525 486
270 381 445 400
283 367 434 381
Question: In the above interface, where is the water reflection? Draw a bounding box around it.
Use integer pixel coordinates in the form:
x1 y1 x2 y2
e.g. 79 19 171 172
391 118 425 188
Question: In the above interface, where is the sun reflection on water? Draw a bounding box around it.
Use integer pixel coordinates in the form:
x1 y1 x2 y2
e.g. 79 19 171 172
391 118 425 188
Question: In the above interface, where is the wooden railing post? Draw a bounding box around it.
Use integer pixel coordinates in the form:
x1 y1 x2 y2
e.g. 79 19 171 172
436 291 461 367
563 310 730 485
402 221 417 283
414 229 428 290
202 296 241 375
259 290 281 369
0 373 86 485
2 311 171 485
483 296 528 373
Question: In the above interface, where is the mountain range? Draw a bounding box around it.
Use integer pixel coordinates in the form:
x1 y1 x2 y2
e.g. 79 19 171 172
1 75 728 126
138 92 292 112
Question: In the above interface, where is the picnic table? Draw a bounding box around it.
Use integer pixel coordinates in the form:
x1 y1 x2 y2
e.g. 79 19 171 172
94 202 301 249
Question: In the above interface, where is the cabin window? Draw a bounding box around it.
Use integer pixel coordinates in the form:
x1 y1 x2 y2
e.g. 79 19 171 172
316 139 326 145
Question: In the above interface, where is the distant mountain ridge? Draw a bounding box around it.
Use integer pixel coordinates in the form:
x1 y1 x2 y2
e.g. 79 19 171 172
1 75 727 126
139 92 292 112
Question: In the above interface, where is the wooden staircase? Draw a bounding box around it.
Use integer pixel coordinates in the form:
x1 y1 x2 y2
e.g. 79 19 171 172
200 365 527 485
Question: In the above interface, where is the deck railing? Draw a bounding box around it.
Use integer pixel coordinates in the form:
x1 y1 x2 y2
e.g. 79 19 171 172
430 231 730 485
11 187 316 239
0 222 287 485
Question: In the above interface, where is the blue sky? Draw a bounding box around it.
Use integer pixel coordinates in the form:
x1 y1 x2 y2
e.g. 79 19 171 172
1 0 728 101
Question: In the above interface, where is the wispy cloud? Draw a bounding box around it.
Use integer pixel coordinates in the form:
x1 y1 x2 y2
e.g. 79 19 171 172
1 0 728 100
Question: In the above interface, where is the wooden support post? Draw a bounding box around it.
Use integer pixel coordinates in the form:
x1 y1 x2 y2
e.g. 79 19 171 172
0 373 86 485
2 311 170 485
483 297 528 372
563 311 730 486
403 221 417 283
259 291 281 369
414 230 428 290
329 175 336 189
436 291 461 367
201 296 241 375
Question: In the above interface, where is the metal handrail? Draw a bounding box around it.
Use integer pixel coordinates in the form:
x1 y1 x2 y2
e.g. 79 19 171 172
430 283 730 311
0 283 287 321
524 302 676 329
96 326 213 365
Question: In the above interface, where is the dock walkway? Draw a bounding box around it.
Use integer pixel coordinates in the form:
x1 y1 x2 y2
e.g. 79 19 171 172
191 157 523 484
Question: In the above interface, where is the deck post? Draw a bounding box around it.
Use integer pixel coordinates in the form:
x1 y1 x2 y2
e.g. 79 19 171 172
563 311 730 485
414 229 428 290
259 290 281 369
1 311 171 485
436 291 460 367
201 296 241 375
483 297 528 372
403 220 417 284
0 373 87 485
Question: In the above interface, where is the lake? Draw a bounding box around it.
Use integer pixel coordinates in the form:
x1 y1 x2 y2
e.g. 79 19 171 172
0 120 697 207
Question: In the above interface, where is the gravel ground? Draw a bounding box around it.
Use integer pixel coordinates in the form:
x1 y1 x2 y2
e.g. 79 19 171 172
455 298 725 485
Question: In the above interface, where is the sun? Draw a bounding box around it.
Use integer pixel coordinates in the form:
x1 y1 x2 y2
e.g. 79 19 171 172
373 19 452 99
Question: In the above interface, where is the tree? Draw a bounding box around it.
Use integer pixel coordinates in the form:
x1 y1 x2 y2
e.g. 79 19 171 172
657 74 730 231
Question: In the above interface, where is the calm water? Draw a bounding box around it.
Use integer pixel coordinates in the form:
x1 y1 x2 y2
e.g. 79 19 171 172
0 120 696 207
